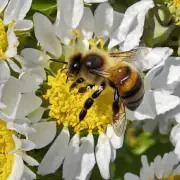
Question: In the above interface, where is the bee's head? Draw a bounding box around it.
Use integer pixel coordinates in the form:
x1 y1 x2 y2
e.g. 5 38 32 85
67 53 82 80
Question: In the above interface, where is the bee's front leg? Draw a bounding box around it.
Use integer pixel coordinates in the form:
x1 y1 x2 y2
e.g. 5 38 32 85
78 84 95 93
79 81 106 121
69 77 85 91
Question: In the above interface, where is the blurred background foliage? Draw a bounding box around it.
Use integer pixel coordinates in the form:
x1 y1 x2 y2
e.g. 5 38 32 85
22 0 176 179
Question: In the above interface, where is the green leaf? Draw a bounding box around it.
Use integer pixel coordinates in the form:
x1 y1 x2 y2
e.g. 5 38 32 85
31 0 57 15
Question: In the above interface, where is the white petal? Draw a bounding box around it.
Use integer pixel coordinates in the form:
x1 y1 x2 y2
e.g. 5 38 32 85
84 0 108 3
63 134 81 180
75 133 95 180
21 48 49 68
0 0 8 14
150 57 180 91
18 152 39 166
0 76 21 121
110 11 124 35
64 45 74 62
7 122 36 136
77 7 94 40
141 155 150 169
158 115 170 135
15 93 42 119
4 0 32 24
7 154 24 180
5 28 19 58
28 122 56 149
171 124 180 146
14 20 33 31
94 2 114 38
77 39 89 53
7 59 21 73
19 67 46 93
53 7 73 45
120 12 146 51
38 127 70 175
14 117 31 124
172 164 180 176
175 112 180 123
0 101 6 109
21 165 37 180
162 152 178 178
153 91 180 115
20 139 35 151
27 107 45 124
111 146 116 162
64 0 84 29
153 155 163 179
126 91 158 121
142 47 173 71
33 13 62 57
144 61 164 91
108 0 154 49
12 134 22 149
0 61 10 84
12 135 35 151
174 141 180 159
124 173 139 180
95 133 111 179
106 125 124 149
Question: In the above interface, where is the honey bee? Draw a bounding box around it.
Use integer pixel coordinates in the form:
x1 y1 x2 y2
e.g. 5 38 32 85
53 48 145 137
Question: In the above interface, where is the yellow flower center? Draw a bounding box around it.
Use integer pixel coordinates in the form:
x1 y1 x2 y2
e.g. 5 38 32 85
173 0 180 7
0 120 15 179
44 71 113 135
165 0 180 24
161 176 180 180
0 19 8 58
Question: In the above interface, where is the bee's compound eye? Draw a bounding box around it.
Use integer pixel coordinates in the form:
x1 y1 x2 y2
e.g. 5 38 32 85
69 53 82 75
85 54 103 69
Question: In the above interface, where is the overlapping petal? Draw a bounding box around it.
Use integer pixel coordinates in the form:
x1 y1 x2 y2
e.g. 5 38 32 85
33 13 62 57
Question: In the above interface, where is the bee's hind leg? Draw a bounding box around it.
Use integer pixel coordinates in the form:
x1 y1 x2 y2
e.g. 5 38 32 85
69 77 85 91
109 81 127 137
108 81 120 122
79 81 106 121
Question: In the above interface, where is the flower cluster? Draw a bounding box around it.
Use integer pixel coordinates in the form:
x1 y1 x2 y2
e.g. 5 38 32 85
1 0 180 179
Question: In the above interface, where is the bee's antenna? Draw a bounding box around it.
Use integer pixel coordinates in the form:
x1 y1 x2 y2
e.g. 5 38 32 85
66 72 69 83
51 59 68 64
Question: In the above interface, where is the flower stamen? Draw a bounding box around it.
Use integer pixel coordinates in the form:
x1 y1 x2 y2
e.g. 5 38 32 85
44 71 113 135
0 19 8 59
0 120 15 179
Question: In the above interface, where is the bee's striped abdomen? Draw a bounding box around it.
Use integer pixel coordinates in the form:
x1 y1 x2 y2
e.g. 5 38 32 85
108 62 144 111
120 73 144 111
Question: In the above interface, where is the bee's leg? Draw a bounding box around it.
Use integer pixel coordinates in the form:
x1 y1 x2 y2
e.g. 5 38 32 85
79 81 106 121
78 84 95 93
108 81 120 121
69 78 85 90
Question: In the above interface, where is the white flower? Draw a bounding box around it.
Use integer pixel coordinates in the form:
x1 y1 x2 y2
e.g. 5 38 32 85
130 56 180 135
17 1 177 180
124 152 180 180
0 68 45 122
0 120 38 180
0 0 33 84
18 0 154 68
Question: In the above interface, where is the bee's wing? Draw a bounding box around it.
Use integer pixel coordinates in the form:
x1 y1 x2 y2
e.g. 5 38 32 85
112 99 127 137
109 48 149 70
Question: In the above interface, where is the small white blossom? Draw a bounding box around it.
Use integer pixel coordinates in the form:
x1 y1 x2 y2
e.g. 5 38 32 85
124 152 180 180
